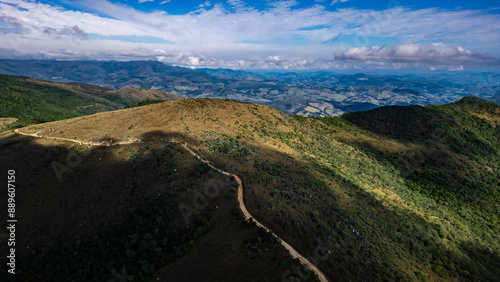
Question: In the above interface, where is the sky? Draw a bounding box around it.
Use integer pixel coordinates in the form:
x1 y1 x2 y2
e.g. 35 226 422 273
0 0 499 71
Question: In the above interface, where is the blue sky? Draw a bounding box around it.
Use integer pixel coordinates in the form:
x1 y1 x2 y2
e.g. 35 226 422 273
0 0 499 71
77 0 500 15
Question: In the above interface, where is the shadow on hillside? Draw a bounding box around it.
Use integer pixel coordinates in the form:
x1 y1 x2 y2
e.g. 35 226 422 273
0 129 213 253
136 129 499 281
0 132 186 256
140 130 199 144
342 103 499 160
1 129 497 281
342 105 439 141
0 131 297 282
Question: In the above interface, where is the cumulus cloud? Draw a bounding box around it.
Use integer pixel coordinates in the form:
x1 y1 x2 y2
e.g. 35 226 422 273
0 1 140 39
0 15 23 27
41 25 87 39
335 43 499 66
0 43 495 71
155 51 348 70
198 1 211 8
227 0 248 9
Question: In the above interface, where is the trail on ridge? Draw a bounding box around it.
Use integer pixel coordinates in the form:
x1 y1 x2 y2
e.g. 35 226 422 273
13 129 329 282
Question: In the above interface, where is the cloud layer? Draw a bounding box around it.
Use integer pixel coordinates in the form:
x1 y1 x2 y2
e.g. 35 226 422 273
0 0 499 70
335 43 499 66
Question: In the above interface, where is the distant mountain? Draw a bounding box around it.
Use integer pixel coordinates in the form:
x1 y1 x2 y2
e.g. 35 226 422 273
198 67 265 81
0 59 227 88
1 59 498 117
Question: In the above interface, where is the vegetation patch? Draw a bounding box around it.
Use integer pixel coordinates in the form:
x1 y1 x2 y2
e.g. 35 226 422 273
0 118 43 132
206 135 254 159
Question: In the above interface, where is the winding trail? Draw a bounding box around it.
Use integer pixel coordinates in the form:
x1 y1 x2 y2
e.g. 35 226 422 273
14 129 329 282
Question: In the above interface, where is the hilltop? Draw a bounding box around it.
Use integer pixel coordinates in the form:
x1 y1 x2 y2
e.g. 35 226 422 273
1 96 498 281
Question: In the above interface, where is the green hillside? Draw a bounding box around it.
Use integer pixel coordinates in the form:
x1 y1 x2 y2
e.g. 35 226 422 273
339 97 500 223
0 74 185 131
0 96 498 281
0 74 119 122
314 97 500 279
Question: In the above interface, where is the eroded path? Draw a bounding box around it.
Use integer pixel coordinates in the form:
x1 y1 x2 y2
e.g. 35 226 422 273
14 129 329 282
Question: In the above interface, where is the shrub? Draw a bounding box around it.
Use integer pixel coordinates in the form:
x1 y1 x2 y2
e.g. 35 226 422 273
123 100 166 109
206 136 253 158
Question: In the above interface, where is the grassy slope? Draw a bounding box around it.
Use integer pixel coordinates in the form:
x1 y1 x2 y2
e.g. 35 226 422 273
314 97 500 280
0 74 185 130
0 74 120 121
1 97 499 281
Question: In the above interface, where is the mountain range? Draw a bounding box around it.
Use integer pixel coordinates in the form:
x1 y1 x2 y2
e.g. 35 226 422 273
0 59 498 117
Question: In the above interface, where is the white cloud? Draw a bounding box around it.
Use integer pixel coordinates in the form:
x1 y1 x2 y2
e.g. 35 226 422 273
198 1 211 8
0 0 148 38
227 0 247 9
138 0 155 3
160 0 171 4
334 43 499 66
156 52 340 70
331 0 349 4
41 25 87 39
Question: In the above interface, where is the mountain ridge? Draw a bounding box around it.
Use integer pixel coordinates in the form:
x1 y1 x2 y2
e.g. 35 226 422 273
1 95 498 281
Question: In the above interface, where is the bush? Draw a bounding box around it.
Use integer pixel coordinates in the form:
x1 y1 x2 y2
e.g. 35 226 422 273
206 135 253 158
1 118 43 132
415 271 428 281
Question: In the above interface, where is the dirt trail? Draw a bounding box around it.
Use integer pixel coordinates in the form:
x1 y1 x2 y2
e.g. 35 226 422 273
14 129 329 282
13 129 135 145
177 142 328 281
